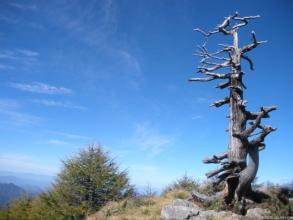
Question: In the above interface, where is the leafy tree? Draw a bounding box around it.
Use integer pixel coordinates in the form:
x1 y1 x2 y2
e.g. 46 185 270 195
41 144 134 218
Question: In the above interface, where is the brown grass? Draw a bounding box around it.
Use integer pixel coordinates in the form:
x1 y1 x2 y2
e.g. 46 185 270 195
87 184 293 220
86 189 190 220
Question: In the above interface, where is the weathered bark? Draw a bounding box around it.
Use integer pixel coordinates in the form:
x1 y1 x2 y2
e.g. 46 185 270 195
189 12 276 207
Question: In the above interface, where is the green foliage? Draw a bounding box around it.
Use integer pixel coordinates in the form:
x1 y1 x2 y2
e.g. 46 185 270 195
162 174 200 194
43 144 134 218
0 209 9 220
0 194 32 220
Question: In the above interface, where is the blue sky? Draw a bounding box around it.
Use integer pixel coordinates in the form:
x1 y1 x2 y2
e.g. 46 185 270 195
0 0 292 191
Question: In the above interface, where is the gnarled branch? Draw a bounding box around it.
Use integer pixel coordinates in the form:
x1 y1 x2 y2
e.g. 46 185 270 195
215 80 230 89
241 31 267 54
197 61 230 73
189 76 218 82
249 125 277 147
189 73 230 82
241 54 254 70
234 106 276 139
210 97 230 107
203 152 228 164
232 15 260 29
196 45 230 62
206 159 245 178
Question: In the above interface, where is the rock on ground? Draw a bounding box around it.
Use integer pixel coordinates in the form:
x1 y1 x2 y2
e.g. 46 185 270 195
161 199 201 220
161 199 271 220
246 207 271 219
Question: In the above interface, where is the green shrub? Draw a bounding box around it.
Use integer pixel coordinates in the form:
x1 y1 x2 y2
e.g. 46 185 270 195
162 174 199 194
4 194 32 220
43 144 134 218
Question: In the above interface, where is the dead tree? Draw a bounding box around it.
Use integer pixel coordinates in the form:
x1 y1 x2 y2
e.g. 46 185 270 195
189 12 277 205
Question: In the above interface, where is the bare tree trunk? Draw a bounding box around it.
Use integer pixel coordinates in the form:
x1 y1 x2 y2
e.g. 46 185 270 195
229 30 246 162
189 12 277 207
225 30 247 203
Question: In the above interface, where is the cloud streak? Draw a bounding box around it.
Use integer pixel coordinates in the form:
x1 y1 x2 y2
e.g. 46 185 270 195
0 63 14 70
0 49 39 64
191 115 203 120
130 122 175 156
31 99 86 110
8 2 37 11
0 153 57 175
0 99 41 126
45 0 117 47
0 49 40 72
117 49 143 89
16 49 40 57
52 131 91 140
10 82 72 95
47 139 69 146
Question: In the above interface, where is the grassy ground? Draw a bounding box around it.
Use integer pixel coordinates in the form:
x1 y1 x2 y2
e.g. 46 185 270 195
87 185 293 220
87 189 190 220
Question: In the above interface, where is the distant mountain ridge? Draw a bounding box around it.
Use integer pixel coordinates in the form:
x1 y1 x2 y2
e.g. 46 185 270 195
0 171 55 207
0 170 54 191
0 183 26 208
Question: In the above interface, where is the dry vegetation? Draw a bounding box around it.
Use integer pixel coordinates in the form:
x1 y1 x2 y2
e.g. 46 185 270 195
87 189 190 220
87 178 293 220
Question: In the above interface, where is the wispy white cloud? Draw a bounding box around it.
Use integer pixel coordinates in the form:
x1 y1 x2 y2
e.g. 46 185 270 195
8 2 37 11
31 99 86 110
0 109 40 126
10 82 72 95
0 15 18 24
191 115 203 120
32 0 143 89
118 50 142 77
0 49 39 60
51 131 91 140
0 6 45 30
0 50 17 60
114 49 144 89
46 0 117 47
129 122 175 156
0 63 14 70
47 139 69 146
16 49 40 57
0 99 41 126
0 153 57 175
0 49 39 69
0 99 19 109
196 97 210 103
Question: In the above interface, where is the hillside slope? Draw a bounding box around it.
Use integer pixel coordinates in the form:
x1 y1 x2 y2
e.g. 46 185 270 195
0 183 26 208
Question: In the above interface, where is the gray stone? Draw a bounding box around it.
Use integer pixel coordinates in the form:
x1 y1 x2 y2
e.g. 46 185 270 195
161 199 244 220
162 199 272 220
196 210 242 220
161 199 242 220
246 207 271 219
161 199 201 220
